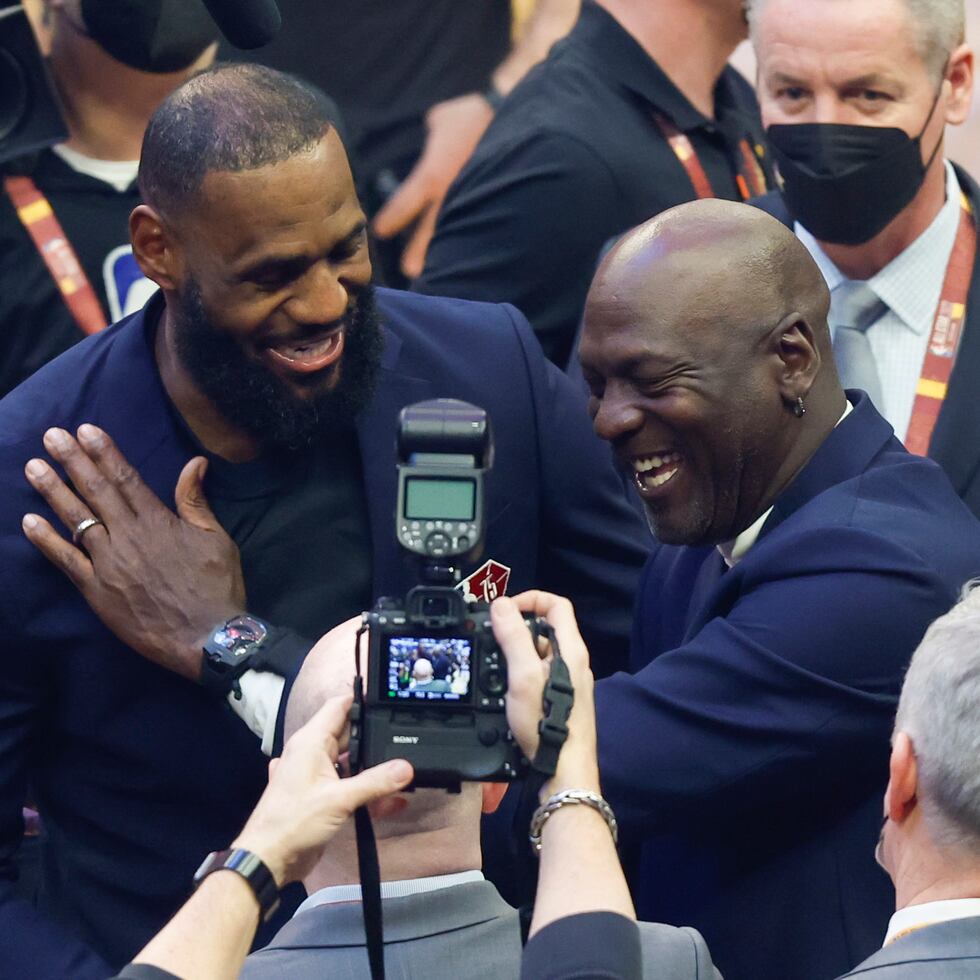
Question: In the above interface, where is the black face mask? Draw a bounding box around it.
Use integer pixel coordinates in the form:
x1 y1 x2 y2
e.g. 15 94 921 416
79 0 219 73
767 89 944 246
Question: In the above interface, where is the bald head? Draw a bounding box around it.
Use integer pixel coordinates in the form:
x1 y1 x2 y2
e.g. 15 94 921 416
580 200 844 547
283 619 499 893
593 199 831 356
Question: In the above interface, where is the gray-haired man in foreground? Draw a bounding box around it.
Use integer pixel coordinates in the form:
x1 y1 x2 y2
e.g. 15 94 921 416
839 585 980 978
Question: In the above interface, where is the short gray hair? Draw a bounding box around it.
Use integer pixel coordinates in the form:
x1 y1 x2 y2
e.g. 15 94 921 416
894 582 980 854
746 0 965 82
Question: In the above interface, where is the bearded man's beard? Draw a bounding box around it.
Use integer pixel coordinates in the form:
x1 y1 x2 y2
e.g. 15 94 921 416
172 280 384 451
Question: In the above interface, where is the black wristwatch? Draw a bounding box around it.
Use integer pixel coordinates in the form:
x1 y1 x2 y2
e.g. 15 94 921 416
193 847 281 922
201 614 271 698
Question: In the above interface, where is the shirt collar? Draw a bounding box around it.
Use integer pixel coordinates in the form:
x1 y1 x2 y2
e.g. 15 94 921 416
796 161 963 336
294 870 485 917
884 898 980 947
567 1 748 132
717 400 853 567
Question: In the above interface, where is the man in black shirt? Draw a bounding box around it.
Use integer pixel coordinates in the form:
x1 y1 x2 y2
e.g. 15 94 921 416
415 0 776 367
0 0 218 396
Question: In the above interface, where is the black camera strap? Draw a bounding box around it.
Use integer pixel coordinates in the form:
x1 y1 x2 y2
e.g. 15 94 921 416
355 802 386 980
529 623 574 778
350 623 386 980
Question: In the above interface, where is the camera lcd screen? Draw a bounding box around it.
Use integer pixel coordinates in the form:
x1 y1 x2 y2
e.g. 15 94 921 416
385 636 472 701
404 478 475 521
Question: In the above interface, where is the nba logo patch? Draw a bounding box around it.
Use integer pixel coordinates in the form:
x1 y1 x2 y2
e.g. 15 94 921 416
103 245 158 321
457 560 512 603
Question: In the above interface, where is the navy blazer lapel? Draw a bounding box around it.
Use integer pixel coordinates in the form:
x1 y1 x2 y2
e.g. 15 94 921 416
88 294 197 488
682 549 729 641
761 392 895 539
356 327 435 600
929 164 980 495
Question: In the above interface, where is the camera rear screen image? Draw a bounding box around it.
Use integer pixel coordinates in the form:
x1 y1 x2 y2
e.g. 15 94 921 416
386 636 472 701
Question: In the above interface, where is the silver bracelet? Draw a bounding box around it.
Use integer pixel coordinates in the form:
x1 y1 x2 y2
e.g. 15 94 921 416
529 788 618 854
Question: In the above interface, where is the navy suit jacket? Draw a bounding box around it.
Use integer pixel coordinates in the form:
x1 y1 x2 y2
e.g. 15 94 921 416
752 164 980 518
0 288 650 977
594 394 980 980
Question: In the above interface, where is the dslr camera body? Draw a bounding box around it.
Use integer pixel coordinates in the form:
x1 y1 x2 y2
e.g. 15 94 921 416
349 399 543 789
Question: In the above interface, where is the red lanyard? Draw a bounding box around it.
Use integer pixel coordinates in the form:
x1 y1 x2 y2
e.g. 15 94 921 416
904 193 976 456
652 111 768 202
4 174 109 336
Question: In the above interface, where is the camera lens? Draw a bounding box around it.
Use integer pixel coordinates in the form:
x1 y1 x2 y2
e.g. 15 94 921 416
0 50 28 143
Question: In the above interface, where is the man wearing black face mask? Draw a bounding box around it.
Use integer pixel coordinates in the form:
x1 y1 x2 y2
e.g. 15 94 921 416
746 0 980 517
0 0 218 397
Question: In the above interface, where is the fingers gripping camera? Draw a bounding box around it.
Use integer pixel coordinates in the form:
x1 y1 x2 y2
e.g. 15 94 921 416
347 399 572 789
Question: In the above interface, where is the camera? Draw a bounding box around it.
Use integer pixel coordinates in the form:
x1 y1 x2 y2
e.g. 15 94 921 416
349 399 543 789
0 1 68 165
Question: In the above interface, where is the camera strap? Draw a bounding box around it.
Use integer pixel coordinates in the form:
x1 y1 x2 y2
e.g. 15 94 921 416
529 623 574 778
350 623 386 980
354 802 386 980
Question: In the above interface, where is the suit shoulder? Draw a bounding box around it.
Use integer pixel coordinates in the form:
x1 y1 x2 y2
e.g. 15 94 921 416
377 287 533 353
748 190 792 225
637 921 717 978
0 315 138 448
751 451 980 583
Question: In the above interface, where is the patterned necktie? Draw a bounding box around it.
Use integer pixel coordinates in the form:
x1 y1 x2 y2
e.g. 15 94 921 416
832 281 887 410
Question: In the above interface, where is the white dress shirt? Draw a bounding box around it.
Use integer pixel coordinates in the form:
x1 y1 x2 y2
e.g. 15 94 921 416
796 161 963 443
883 897 980 947
295 870 485 916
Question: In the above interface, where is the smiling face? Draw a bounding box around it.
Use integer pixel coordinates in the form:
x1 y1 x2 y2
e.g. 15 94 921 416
147 128 381 449
580 245 800 546
172 129 371 390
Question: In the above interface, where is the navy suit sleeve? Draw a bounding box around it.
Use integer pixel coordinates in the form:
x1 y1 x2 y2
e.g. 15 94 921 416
595 525 957 833
415 131 623 365
0 578 113 978
522 913 642 980
501 304 652 677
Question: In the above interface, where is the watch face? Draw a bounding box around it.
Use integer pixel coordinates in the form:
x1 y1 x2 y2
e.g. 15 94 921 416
213 615 268 657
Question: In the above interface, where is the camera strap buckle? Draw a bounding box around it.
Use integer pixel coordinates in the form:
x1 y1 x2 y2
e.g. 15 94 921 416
530 628 574 778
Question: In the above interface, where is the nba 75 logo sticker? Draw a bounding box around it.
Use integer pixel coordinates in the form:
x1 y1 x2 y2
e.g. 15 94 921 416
457 560 511 603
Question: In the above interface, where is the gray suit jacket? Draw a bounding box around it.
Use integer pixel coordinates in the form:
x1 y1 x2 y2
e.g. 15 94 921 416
238 880 720 979
839 917 980 978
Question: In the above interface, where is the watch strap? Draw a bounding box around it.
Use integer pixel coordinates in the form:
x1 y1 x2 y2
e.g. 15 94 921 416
193 847 281 922
482 80 505 113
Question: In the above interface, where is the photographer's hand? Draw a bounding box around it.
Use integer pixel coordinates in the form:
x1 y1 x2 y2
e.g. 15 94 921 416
234 694 413 885
490 591 600 799
491 591 634 936
129 695 413 980
22 424 245 681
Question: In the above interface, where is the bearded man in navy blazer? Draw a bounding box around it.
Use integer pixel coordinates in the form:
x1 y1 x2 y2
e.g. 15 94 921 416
577 200 980 980
0 65 651 978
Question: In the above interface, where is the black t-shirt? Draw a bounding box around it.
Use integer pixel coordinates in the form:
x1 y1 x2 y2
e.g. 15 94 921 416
0 149 143 397
221 0 511 177
415 1 775 367
204 428 374 642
